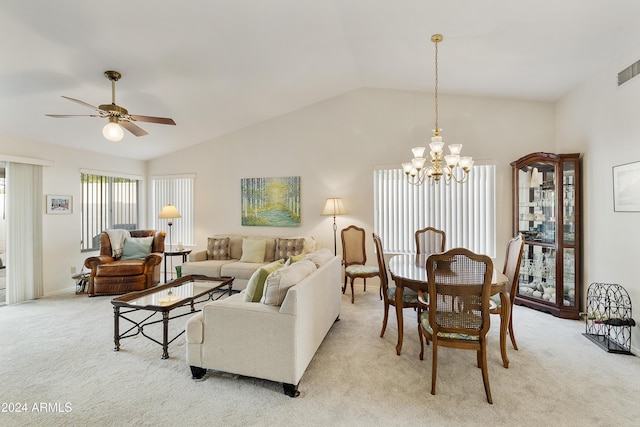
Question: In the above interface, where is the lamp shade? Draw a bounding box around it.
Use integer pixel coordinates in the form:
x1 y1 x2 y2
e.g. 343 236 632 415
158 204 181 219
321 198 347 216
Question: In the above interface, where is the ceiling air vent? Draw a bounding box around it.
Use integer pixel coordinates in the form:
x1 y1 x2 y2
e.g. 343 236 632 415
618 59 640 86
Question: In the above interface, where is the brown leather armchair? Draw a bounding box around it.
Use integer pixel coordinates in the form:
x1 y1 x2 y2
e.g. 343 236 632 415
84 230 166 296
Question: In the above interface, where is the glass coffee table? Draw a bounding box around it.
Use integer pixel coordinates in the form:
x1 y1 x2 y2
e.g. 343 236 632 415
111 275 234 359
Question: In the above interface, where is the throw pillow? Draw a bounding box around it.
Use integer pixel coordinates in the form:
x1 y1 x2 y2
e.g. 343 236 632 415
207 237 231 260
305 248 334 268
121 236 154 260
243 260 285 302
262 259 317 305
239 238 267 263
284 252 307 267
275 237 306 259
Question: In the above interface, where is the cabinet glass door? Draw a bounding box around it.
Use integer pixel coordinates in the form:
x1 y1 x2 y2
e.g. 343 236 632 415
563 248 576 307
518 243 556 302
517 162 555 243
562 161 576 245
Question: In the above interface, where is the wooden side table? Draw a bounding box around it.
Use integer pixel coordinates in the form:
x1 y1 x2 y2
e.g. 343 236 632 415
164 249 192 283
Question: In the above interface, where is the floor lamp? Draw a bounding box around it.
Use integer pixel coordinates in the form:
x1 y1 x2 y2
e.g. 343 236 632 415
159 204 181 279
321 198 347 256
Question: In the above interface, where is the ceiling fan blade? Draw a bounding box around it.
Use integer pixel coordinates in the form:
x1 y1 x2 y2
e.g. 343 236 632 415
129 114 176 125
120 120 149 137
45 114 101 118
61 96 102 111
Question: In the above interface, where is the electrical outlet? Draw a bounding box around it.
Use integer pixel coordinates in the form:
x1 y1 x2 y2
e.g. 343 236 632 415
70 266 76 274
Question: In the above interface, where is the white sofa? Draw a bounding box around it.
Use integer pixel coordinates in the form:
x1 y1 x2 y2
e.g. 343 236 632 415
181 234 316 291
185 251 341 397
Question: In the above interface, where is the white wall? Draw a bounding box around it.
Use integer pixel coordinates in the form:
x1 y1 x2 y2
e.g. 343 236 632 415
0 136 146 296
0 88 555 300
149 87 555 270
557 46 640 353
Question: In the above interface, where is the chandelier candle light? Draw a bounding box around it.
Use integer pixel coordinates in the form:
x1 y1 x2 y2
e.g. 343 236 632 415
402 34 473 186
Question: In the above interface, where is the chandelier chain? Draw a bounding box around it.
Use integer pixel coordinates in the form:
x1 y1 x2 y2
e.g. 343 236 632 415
434 38 439 134
401 33 473 186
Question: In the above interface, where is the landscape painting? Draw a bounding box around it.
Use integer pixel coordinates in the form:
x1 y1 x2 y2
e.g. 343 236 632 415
241 176 301 226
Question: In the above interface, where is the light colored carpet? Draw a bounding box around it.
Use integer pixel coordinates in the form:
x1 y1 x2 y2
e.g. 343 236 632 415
1 286 639 426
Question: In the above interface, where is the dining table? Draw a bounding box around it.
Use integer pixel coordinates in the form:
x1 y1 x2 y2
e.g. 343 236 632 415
388 253 512 368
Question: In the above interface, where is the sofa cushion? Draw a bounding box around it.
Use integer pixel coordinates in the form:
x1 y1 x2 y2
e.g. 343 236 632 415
243 260 285 302
240 238 267 263
182 259 234 277
305 248 334 268
96 260 146 276
284 252 307 266
220 261 265 281
262 259 317 306
121 236 154 260
207 237 231 260
275 237 306 259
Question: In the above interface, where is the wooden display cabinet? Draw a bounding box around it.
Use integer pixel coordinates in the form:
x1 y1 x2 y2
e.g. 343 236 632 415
511 152 581 319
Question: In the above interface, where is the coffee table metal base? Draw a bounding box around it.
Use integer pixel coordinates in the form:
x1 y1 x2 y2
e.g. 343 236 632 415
112 276 233 359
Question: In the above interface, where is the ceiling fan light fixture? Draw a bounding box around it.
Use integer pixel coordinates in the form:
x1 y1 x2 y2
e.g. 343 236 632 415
103 118 123 142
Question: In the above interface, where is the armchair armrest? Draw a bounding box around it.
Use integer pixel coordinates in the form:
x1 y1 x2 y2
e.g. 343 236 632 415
143 252 163 270
188 250 208 262
84 255 115 271
417 289 429 307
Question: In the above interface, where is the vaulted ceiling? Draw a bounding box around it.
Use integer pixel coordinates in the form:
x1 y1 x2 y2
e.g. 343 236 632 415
2 1 640 160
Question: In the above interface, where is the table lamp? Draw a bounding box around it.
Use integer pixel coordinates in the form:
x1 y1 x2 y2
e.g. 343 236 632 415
321 198 347 256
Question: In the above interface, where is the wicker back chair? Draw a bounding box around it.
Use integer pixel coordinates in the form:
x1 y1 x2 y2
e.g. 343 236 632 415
415 227 446 255
372 234 419 338
417 247 494 404
340 225 379 303
490 234 525 349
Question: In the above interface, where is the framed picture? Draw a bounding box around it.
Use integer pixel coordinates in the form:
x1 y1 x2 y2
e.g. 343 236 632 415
613 161 640 212
241 176 300 226
46 195 72 214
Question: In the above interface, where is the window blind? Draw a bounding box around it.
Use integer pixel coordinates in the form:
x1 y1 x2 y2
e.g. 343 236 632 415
151 175 195 247
81 173 139 251
373 164 496 257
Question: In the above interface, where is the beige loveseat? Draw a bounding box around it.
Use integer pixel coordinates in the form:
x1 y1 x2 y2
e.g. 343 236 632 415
186 249 341 397
181 234 316 291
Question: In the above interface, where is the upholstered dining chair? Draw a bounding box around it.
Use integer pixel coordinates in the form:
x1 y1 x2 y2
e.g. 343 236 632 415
417 247 495 404
490 234 525 350
415 227 446 255
341 225 379 303
372 234 419 338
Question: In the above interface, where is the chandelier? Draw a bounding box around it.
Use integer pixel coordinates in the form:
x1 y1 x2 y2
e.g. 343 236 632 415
402 34 473 186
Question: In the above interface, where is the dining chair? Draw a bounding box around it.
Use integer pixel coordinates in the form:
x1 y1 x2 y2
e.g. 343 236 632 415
341 225 380 304
417 247 495 404
415 227 446 255
372 234 419 338
490 234 525 350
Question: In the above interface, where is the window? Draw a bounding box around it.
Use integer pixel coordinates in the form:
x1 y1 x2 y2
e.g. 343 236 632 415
151 175 195 247
374 164 496 257
81 171 140 252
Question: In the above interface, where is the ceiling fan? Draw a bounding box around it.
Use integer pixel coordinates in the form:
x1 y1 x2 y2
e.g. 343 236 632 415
46 70 176 141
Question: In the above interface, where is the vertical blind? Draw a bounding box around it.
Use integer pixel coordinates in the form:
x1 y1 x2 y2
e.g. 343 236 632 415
373 164 496 257
81 173 139 251
151 175 195 246
6 162 43 304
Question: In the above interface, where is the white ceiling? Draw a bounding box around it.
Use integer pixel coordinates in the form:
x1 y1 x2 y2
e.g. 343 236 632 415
2 0 640 161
